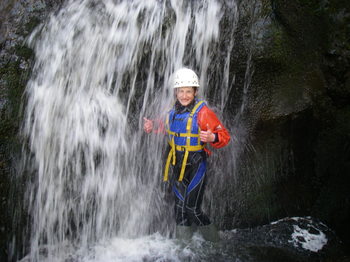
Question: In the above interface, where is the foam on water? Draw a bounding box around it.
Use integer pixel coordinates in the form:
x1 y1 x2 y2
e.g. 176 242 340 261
20 233 213 262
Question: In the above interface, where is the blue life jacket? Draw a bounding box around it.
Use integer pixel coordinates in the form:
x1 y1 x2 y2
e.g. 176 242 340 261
167 100 206 147
164 100 206 182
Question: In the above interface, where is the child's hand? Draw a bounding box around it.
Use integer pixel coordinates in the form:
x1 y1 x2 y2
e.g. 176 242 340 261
200 124 215 142
143 117 153 133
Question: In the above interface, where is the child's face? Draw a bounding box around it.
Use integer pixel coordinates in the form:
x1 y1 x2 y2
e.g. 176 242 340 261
176 87 197 106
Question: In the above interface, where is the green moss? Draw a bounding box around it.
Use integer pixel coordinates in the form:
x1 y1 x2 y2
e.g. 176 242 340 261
1 61 25 118
25 16 41 33
0 59 26 262
0 43 34 162
1 7 43 261
260 0 274 18
14 45 34 60
269 28 290 63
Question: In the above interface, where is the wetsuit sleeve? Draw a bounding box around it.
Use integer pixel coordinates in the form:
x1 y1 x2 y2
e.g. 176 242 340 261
197 105 230 148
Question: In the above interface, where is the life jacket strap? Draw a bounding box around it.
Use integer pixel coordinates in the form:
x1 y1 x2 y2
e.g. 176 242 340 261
163 100 205 182
163 143 205 182
167 131 200 138
179 150 189 182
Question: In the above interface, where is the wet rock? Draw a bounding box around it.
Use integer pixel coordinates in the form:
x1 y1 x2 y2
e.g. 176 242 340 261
212 0 350 253
221 217 347 262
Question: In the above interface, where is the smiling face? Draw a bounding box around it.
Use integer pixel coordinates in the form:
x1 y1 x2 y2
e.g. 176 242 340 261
175 86 197 106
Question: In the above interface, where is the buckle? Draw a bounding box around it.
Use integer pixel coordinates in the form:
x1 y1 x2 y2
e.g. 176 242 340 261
176 146 186 151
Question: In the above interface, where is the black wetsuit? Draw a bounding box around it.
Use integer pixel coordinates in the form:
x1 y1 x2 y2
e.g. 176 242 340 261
169 101 211 226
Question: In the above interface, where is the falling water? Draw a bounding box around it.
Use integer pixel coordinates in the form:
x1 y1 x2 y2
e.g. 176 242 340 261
17 0 244 261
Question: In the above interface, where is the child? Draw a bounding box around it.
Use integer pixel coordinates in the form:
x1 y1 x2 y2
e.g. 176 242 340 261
143 68 230 241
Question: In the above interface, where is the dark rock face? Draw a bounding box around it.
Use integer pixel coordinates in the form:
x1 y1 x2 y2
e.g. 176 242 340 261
209 0 350 253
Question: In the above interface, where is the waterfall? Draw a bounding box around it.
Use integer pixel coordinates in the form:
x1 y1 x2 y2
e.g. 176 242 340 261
18 0 242 261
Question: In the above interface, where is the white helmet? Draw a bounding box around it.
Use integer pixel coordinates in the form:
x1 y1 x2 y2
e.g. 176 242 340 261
173 68 200 88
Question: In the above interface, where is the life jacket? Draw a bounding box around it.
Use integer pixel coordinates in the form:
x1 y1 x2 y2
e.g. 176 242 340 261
164 100 206 182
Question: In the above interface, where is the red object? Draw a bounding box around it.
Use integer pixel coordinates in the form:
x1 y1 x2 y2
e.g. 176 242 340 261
197 105 230 149
146 104 230 150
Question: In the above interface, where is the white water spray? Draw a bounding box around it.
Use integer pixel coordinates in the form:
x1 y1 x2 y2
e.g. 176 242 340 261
18 0 244 261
